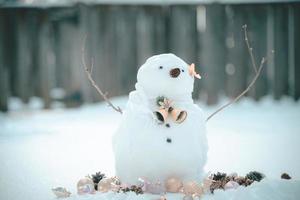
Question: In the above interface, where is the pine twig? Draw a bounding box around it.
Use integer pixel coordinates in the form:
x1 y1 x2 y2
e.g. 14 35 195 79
81 35 123 114
206 25 268 122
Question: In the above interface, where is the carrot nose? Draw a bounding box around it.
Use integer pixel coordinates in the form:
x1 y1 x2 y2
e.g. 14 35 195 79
170 68 180 78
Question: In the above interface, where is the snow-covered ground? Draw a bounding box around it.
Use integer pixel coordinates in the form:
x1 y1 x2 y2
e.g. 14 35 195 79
0 96 299 200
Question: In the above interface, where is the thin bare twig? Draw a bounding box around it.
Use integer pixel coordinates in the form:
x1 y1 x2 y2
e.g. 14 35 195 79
206 57 266 122
82 35 123 114
243 24 258 74
206 25 268 122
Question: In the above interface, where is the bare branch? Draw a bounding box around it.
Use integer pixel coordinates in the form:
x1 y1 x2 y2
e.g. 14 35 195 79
243 24 258 74
81 35 123 114
206 25 268 122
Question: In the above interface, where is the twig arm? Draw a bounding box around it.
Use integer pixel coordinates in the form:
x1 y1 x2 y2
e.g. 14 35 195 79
81 36 123 114
206 25 268 122
243 24 258 73
206 57 266 121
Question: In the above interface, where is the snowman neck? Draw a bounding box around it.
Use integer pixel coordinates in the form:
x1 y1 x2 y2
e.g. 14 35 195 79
135 83 193 104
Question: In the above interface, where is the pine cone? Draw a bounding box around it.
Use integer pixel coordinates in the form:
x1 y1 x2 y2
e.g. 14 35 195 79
212 172 227 181
245 171 265 182
281 173 291 180
120 185 143 195
90 172 106 190
210 181 223 193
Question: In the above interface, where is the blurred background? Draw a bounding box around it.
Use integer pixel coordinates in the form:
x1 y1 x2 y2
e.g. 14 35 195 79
1 2 300 200
0 0 299 111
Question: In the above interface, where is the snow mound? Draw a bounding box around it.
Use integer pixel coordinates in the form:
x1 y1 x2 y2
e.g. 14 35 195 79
0 96 300 200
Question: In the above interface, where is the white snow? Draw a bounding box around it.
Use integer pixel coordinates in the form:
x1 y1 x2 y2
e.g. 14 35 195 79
0 96 300 200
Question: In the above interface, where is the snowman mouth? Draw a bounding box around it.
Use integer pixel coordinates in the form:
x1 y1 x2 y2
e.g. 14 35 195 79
170 68 181 78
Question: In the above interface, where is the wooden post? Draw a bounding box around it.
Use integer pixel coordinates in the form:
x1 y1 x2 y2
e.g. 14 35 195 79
200 4 226 105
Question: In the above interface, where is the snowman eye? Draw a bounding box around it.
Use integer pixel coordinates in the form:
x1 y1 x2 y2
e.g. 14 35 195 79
181 69 184 72
159 66 163 69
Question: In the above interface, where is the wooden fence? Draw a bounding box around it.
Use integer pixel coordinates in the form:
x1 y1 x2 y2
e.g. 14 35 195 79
0 2 299 111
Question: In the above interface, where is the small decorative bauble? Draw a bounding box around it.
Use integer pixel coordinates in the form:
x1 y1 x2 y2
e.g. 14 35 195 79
159 195 167 200
192 194 202 200
224 181 239 190
165 177 183 193
183 181 203 196
110 180 121 192
77 177 95 195
183 195 193 200
52 187 71 198
97 178 113 192
184 194 201 200
139 178 165 194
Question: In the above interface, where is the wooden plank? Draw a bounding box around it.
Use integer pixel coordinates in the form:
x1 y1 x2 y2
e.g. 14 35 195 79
15 8 34 103
244 4 268 101
37 10 54 108
113 6 137 94
58 19 82 107
89 5 119 102
168 5 197 61
224 5 248 98
136 6 167 66
199 4 226 105
89 5 137 101
168 5 199 99
78 3 94 103
196 5 206 100
0 9 9 112
294 4 300 100
273 4 289 100
3 8 17 98
50 6 83 107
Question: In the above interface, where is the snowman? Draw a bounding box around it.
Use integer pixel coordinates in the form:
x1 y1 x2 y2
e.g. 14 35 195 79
113 53 207 186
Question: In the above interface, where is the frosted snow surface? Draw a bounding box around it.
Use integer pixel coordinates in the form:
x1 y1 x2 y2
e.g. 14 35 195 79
0 96 300 200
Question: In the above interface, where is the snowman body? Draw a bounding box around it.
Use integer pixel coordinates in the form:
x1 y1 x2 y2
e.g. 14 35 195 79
113 54 207 185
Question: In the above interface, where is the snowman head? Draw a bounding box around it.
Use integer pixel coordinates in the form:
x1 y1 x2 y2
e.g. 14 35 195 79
136 54 197 100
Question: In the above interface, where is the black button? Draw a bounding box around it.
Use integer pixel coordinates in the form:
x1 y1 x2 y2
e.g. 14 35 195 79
166 123 170 128
166 138 172 143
